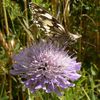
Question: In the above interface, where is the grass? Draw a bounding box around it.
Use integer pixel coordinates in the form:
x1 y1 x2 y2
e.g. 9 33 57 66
0 0 99 100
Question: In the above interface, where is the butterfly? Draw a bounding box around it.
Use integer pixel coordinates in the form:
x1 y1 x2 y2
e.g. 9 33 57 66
29 2 81 45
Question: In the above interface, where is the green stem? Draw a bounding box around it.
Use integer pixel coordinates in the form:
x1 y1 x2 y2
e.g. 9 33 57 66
3 0 10 36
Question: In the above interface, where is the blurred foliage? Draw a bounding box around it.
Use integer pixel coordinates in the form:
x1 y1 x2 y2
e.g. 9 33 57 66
0 0 100 100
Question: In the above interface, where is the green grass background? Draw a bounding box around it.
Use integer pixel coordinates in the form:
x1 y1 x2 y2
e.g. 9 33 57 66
0 0 99 100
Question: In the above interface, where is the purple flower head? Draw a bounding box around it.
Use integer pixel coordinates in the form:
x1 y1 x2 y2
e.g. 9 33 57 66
10 41 81 95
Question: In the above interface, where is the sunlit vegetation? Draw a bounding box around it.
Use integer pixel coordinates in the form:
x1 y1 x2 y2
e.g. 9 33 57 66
0 0 99 100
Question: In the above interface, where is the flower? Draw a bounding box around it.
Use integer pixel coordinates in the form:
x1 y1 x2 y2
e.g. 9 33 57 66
10 41 81 95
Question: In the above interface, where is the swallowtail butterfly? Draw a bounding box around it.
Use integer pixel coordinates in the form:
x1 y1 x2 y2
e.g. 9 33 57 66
29 2 81 45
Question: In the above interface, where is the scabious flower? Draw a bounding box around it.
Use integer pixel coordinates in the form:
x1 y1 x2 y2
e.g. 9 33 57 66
10 41 81 95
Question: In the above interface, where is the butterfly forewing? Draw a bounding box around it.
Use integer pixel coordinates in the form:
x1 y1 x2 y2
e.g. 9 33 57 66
29 2 66 35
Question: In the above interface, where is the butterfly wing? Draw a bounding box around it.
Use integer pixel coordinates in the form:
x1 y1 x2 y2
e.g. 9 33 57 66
29 2 81 44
